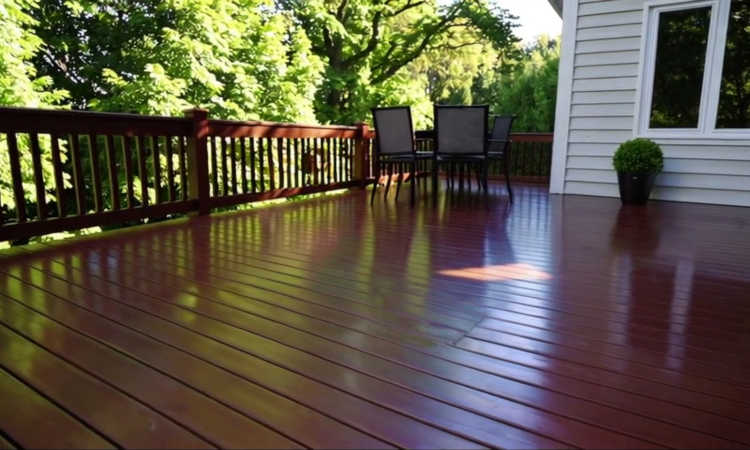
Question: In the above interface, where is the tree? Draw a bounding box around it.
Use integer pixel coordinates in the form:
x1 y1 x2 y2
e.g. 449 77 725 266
32 0 323 121
473 35 559 132
0 0 67 219
278 0 519 124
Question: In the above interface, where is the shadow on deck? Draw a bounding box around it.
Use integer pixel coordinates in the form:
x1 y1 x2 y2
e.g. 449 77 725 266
1 181 749 449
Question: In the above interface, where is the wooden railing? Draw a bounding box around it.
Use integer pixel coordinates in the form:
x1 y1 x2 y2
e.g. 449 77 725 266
0 107 374 242
0 106 552 242
501 132 554 183
414 130 553 183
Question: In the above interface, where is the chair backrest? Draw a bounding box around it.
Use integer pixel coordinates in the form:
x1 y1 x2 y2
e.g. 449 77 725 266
489 115 515 153
434 105 488 155
371 107 414 155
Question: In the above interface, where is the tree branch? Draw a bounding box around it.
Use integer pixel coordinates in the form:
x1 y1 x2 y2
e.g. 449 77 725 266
343 10 383 65
371 7 460 84
388 0 426 17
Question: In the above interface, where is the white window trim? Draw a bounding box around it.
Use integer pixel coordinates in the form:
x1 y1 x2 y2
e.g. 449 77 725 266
634 0 750 139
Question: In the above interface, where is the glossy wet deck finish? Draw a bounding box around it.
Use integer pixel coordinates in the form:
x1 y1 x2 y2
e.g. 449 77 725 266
1 182 749 449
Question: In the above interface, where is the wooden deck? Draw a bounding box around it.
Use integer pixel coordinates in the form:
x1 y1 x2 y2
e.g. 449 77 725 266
1 181 749 449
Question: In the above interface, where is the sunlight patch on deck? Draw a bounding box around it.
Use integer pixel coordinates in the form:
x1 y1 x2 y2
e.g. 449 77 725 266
438 263 551 282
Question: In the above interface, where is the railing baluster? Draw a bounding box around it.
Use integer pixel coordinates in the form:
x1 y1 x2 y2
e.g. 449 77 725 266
295 139 301 188
230 137 237 195
165 136 175 202
333 138 338 183
29 133 47 220
220 137 229 195
178 136 188 201
341 138 346 182
209 136 219 197
70 134 86 215
258 137 265 191
240 138 247 194
123 136 135 208
313 138 319 186
136 135 149 206
267 138 275 190
277 138 284 189
326 138 331 185
105 135 121 211
250 138 257 193
152 136 162 205
286 138 291 189
6 133 26 222
88 134 104 212
349 137 354 181
50 134 65 217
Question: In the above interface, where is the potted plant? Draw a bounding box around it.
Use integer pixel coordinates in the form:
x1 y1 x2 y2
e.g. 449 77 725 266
612 138 664 205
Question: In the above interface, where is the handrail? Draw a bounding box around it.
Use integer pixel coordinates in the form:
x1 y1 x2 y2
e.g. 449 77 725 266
0 107 374 242
413 129 553 182
0 106 552 243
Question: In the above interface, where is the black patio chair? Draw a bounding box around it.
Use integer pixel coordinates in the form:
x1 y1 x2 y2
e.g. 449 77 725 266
432 105 489 199
488 115 515 202
370 106 431 205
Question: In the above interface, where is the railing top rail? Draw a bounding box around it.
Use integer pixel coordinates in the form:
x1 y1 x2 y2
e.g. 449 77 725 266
208 118 362 139
414 129 553 141
0 106 192 136
209 118 359 131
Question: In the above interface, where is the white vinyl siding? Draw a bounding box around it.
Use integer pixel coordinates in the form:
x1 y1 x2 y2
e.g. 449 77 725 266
554 0 750 206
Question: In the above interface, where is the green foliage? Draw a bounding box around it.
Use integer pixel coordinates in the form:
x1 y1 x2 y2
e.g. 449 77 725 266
473 35 559 132
0 0 566 234
0 0 68 218
33 0 323 121
613 138 665 174
279 0 519 124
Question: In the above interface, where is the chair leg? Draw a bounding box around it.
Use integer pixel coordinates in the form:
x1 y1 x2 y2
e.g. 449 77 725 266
395 162 403 201
432 161 439 202
370 160 379 205
410 160 416 206
504 156 513 202
384 162 393 199
458 164 464 191
482 161 489 193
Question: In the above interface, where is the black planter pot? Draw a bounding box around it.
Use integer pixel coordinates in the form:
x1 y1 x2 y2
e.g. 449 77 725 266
617 172 657 205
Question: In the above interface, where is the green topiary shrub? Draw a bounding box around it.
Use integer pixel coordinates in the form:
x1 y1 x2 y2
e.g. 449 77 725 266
613 138 664 173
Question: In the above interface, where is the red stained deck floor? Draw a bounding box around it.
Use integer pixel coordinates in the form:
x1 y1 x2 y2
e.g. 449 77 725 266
1 182 750 449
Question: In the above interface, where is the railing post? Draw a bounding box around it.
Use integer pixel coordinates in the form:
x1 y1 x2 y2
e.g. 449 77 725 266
353 122 370 187
184 108 210 215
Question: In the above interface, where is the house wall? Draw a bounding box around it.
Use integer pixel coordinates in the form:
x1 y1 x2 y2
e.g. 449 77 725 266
550 0 750 207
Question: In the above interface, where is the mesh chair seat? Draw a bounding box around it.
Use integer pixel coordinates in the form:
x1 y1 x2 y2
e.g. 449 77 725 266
371 106 428 205
432 105 490 196
487 116 514 159
486 115 515 202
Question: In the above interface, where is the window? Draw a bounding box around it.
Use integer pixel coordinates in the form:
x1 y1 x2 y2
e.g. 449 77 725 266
649 7 711 128
716 0 750 128
637 0 750 137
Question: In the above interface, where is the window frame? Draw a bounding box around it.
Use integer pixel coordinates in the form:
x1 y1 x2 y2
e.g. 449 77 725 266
635 0 748 139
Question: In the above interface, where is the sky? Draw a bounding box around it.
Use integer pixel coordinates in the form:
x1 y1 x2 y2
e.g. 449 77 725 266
502 0 562 44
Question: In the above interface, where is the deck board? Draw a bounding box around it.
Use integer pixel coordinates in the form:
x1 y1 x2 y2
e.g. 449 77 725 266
1 182 750 448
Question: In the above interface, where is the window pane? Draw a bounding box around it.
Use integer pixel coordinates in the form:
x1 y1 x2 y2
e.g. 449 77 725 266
716 0 750 129
649 7 711 128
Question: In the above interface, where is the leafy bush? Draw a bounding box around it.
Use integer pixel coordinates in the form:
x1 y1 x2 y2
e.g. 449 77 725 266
613 138 664 173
